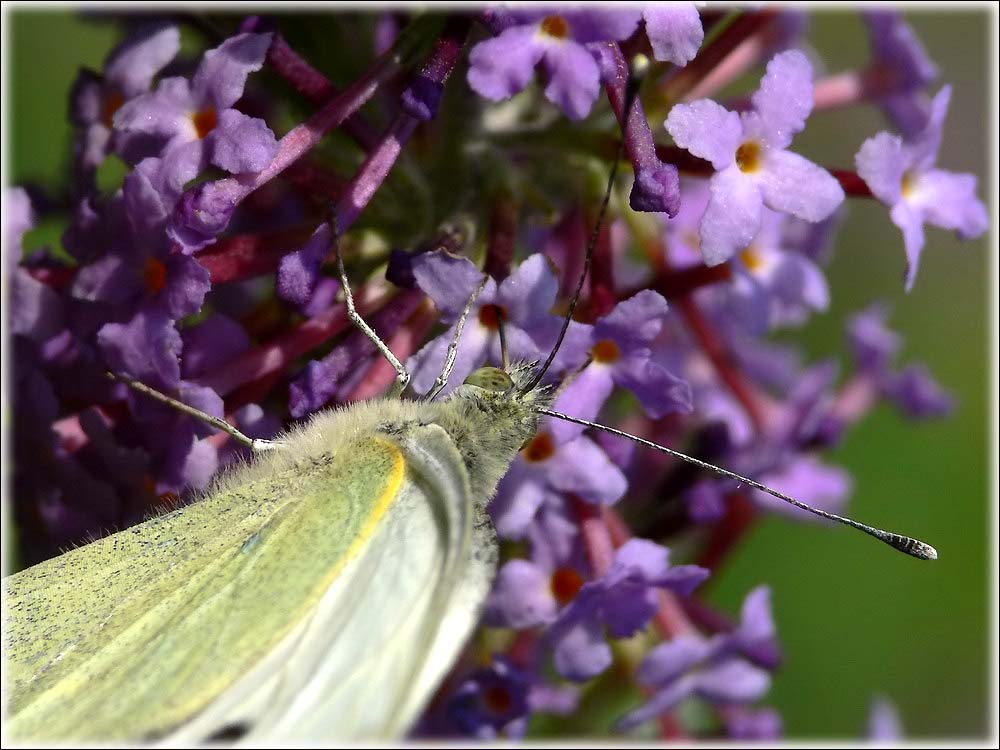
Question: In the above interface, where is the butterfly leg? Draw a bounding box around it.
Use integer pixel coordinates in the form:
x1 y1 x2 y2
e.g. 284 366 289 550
424 275 488 401
332 221 411 399
107 372 286 452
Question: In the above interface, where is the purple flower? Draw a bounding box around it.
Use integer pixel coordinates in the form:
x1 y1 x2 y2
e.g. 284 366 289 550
885 364 954 419
855 85 988 291
70 24 180 175
643 3 704 66
277 222 332 307
867 696 903 740
667 185 830 333
619 585 778 730
486 504 587 628
848 304 901 372
467 10 642 120
548 290 692 442
665 50 844 265
406 251 586 396
8 190 66 344
446 657 531 739
725 707 783 740
114 33 278 189
546 539 710 681
752 456 851 523
490 430 628 539
863 11 938 137
621 638 771 730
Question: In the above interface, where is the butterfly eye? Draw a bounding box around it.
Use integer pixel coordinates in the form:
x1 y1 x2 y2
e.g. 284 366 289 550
463 367 514 393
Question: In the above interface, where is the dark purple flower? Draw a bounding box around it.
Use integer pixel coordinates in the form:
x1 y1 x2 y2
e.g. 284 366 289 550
467 10 642 120
885 364 954 419
863 11 938 137
447 657 531 739
856 85 988 291
70 24 180 174
665 50 844 265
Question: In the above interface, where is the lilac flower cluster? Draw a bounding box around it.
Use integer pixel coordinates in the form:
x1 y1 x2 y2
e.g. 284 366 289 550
7 6 986 740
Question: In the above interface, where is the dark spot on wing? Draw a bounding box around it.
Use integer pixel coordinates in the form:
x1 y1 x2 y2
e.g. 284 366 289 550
204 722 252 743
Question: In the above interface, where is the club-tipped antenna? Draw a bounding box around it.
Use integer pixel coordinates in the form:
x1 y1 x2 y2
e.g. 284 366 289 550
539 407 938 561
522 54 649 394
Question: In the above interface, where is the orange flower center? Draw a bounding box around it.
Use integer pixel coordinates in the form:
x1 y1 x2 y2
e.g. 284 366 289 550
482 685 514 715
901 170 918 198
522 432 555 463
550 566 585 605
478 303 508 330
590 339 621 364
102 90 125 128
192 106 218 139
540 15 570 39
735 140 763 173
143 257 168 294
740 246 764 272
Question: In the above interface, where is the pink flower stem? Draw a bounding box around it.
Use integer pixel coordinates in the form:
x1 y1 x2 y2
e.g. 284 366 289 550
831 169 874 198
812 65 900 111
244 17 380 151
573 496 616 576
197 227 313 284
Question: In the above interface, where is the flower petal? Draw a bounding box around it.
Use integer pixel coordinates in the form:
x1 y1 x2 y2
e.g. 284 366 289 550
540 39 602 121
548 436 628 505
855 131 906 205
552 618 612 682
889 200 926 291
467 25 545 101
759 149 844 222
909 84 950 171
207 109 279 174
911 169 989 239
412 249 492 319
665 99 742 170
643 3 703 66
750 50 814 149
485 559 558 629
191 32 273 110
693 659 771 704
105 24 181 98
700 166 763 266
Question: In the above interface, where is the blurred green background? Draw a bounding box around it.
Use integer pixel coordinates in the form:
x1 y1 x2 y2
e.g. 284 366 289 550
6 8 993 740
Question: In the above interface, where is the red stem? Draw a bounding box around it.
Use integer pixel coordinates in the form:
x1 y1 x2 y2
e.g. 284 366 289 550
661 10 778 103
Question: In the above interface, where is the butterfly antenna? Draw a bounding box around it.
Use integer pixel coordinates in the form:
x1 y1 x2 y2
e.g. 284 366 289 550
497 315 511 371
522 54 650 394
539 407 938 561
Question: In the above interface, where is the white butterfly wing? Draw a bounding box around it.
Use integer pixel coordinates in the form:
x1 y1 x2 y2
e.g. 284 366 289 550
164 422 496 742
